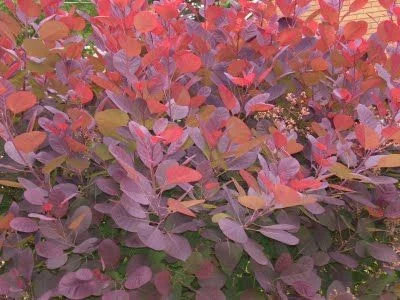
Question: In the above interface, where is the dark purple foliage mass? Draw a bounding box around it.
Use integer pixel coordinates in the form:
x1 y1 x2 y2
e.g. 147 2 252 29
0 0 399 298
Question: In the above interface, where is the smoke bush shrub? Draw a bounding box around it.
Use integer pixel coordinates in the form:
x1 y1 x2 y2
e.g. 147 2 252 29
0 0 400 298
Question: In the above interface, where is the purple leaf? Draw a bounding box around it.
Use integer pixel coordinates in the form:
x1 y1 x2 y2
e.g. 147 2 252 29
113 50 141 79
106 91 135 115
46 253 68 269
329 252 358 268
36 241 64 258
24 187 48 205
102 290 130 300
4 141 35 166
111 203 148 232
99 239 121 270
278 157 300 181
10 217 38 233
95 177 119 196
218 218 248 244
137 225 166 251
58 271 95 299
164 234 192 261
367 243 398 263
124 265 152 289
67 206 92 234
108 144 137 179
242 239 271 266
195 287 226 300
120 194 147 219
292 280 318 298
73 238 100 254
258 228 299 245
280 256 314 285
15 248 34 281
275 252 293 273
215 241 243 274
154 271 171 296
75 269 93 281
120 177 151 205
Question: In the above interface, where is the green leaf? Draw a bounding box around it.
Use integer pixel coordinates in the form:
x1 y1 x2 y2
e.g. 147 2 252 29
0 180 22 188
95 109 129 137
330 162 355 180
43 155 67 174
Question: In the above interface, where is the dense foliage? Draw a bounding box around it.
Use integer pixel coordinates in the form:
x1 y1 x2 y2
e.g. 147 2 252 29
0 0 400 298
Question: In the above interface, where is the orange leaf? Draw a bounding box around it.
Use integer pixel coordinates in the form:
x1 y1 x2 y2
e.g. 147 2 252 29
6 91 37 114
38 20 70 41
274 184 316 208
14 131 46 153
310 57 328 71
238 195 266 210
90 75 121 94
286 139 304 154
65 136 87 153
355 124 380 150
176 53 202 73
166 165 202 185
0 212 15 231
134 11 158 33
226 117 252 144
333 114 353 131
167 198 196 217
180 199 205 208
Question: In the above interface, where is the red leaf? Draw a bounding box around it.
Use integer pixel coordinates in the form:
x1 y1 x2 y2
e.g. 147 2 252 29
14 131 46 153
349 0 368 12
156 3 179 20
377 20 400 43
273 131 287 148
175 53 202 74
18 0 40 18
165 165 202 185
333 88 352 102
171 83 190 106
218 84 239 112
239 170 260 192
225 72 255 87
73 82 93 104
319 0 339 25
158 125 183 144
6 91 37 114
343 21 368 40
378 0 394 9
276 0 295 16
333 114 354 131
118 36 141 57
134 11 158 33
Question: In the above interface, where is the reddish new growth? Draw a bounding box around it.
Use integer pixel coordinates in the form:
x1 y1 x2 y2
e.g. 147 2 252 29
0 0 399 299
